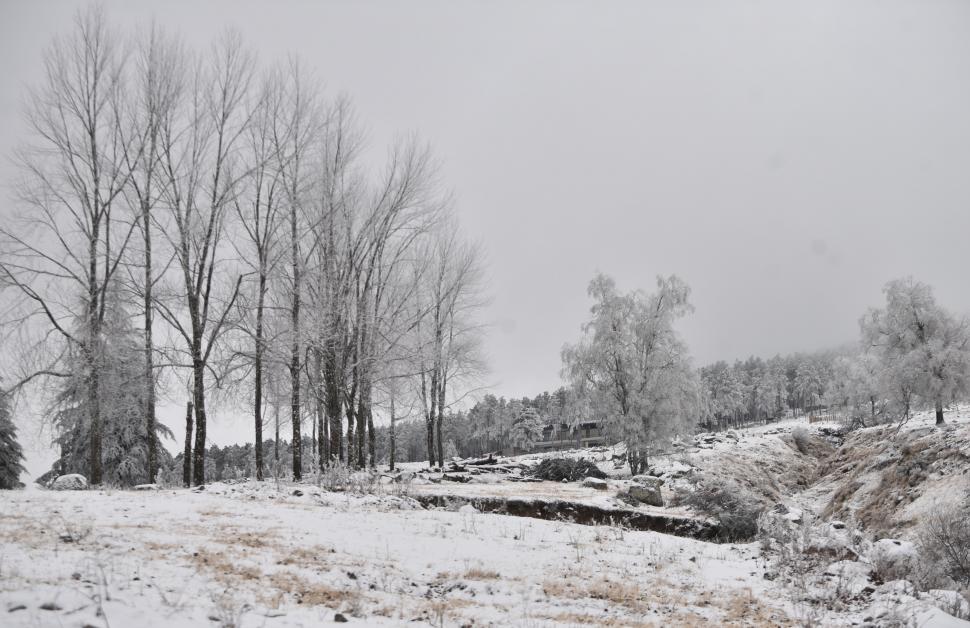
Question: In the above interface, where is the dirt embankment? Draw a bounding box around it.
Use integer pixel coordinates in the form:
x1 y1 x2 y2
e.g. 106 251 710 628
818 420 970 538
413 493 719 539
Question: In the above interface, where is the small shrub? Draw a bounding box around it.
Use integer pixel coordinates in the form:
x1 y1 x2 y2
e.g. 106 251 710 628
320 461 352 492
680 475 764 541
917 497 970 589
791 427 811 454
531 458 606 482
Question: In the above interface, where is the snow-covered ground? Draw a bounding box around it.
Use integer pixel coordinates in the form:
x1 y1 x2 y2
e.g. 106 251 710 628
2 482 788 627
4 409 970 627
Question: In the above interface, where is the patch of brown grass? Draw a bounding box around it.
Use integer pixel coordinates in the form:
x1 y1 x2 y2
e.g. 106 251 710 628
587 577 643 611
143 540 178 552
822 477 863 520
266 570 354 607
191 548 262 582
543 575 646 612
539 612 657 627
462 566 501 580
192 549 263 584
717 588 794 626
275 544 333 568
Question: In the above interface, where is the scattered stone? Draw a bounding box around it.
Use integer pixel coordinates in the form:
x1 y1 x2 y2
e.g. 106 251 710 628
7 604 27 613
334 612 348 622
582 477 609 490
869 539 918 580
133 484 158 491
631 475 664 489
292 489 304 497
51 474 87 490
624 483 664 507
648 462 692 479
393 471 416 483
39 602 62 611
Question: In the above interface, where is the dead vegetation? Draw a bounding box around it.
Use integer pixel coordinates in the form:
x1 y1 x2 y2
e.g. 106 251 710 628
266 570 355 607
462 566 501 580
820 424 970 536
191 548 262 582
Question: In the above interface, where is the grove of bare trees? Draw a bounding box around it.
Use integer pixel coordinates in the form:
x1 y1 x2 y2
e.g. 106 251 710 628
0 7 486 487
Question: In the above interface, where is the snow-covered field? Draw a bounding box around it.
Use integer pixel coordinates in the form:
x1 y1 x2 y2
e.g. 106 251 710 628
4 409 970 627
1 482 787 627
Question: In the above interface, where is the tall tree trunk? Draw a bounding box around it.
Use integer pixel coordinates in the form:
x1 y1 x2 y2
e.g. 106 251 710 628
289 317 302 475
389 394 396 471
87 235 103 486
143 208 156 484
87 350 102 485
254 272 266 481
182 400 194 487
345 400 356 468
192 351 207 486
313 347 326 470
290 214 302 479
367 398 375 468
324 344 342 463
274 402 280 464
355 365 369 468
423 369 436 468
436 369 446 466
936 399 945 425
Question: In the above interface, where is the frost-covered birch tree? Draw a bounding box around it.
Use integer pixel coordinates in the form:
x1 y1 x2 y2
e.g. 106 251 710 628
861 278 970 424
562 273 700 474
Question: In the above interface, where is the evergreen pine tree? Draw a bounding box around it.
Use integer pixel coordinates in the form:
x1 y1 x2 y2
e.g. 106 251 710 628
48 295 173 486
0 390 26 489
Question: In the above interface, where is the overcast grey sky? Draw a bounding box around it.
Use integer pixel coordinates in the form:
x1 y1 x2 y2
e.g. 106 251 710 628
3 1 970 462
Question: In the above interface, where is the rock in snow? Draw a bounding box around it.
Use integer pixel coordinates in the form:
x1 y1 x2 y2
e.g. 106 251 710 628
50 474 87 490
582 477 609 490
624 483 664 507
630 475 664 489
869 539 919 580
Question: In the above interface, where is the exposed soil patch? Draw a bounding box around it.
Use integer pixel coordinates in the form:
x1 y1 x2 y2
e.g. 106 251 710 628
414 493 718 539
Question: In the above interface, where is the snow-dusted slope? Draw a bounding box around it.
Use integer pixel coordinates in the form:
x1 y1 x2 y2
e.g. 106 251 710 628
1 483 787 627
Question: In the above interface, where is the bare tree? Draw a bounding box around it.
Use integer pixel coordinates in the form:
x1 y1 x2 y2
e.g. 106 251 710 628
415 221 487 468
0 7 136 485
304 97 364 466
154 31 253 486
231 68 287 481
119 23 183 483
274 60 321 481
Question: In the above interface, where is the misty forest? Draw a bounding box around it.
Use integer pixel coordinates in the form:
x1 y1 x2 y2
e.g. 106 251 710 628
2 5 970 628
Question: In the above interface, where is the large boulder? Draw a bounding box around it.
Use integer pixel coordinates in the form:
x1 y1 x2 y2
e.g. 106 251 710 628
822 561 872 597
631 475 664 490
869 539 918 581
582 477 609 491
51 474 88 490
647 461 692 480
624 482 664 507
